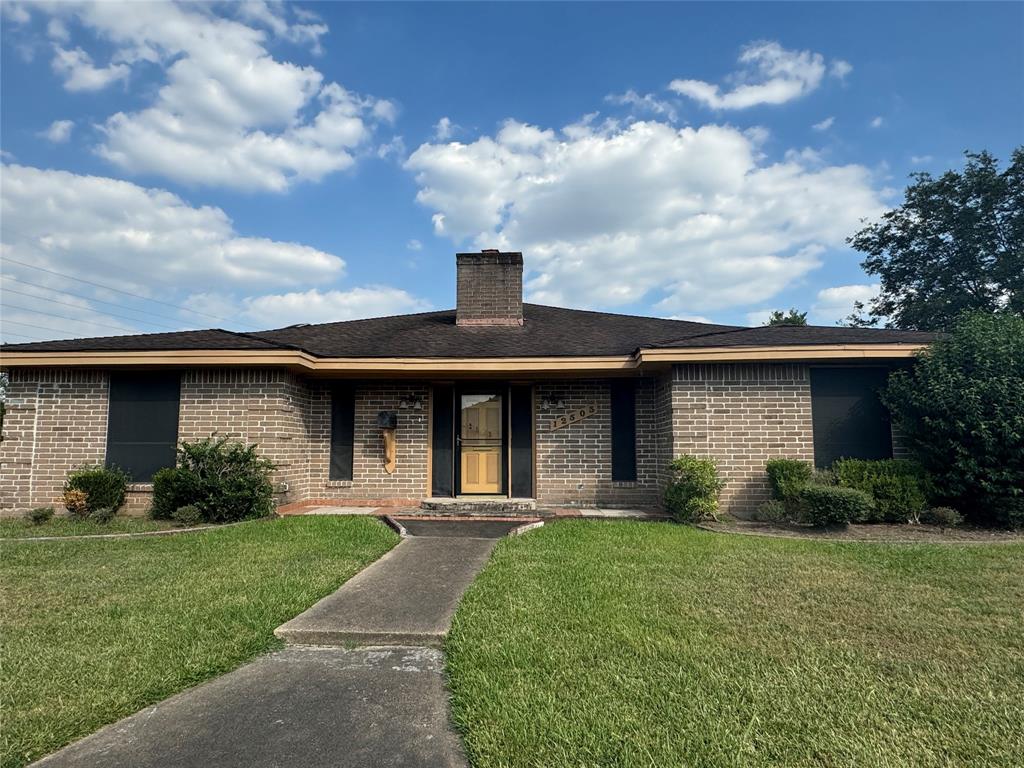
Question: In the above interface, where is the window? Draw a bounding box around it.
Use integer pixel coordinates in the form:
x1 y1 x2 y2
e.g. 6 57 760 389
330 386 355 481
610 379 637 482
106 373 180 482
810 367 893 468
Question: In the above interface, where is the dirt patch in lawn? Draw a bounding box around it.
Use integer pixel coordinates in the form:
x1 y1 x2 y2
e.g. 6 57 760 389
700 518 1023 543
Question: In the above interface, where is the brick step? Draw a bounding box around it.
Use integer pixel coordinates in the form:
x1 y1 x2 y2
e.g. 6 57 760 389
418 497 537 515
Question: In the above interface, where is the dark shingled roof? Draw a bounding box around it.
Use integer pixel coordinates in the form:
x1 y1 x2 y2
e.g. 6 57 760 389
0 303 934 358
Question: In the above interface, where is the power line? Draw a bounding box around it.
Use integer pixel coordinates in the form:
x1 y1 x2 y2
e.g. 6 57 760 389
1 274 196 327
2 318 105 337
2 303 138 333
0 330 39 341
0 256 232 323
0 287 184 331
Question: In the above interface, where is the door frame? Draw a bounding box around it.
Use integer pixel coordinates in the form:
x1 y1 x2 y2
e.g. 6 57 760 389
453 384 509 496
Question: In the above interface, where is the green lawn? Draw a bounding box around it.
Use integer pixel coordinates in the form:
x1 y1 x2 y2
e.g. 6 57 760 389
447 521 1024 768
0 516 398 768
0 516 180 538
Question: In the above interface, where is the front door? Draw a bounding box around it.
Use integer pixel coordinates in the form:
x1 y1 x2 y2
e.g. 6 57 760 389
459 392 503 494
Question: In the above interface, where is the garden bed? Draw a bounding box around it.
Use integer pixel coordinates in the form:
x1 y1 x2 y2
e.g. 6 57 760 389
701 517 1024 543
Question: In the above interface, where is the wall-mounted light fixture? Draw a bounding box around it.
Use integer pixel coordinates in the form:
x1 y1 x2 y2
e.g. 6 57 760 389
398 395 423 410
377 410 398 474
540 394 566 410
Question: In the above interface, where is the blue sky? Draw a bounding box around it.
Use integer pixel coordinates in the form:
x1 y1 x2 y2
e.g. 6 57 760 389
1 1 1022 342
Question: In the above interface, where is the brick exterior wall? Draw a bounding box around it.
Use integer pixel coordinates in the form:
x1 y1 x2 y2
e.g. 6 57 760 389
668 363 815 515
455 251 524 326
534 378 661 508
1 363 906 517
305 381 430 502
0 369 108 514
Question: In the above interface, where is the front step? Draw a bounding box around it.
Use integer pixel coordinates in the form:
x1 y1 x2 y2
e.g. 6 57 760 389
419 497 537 515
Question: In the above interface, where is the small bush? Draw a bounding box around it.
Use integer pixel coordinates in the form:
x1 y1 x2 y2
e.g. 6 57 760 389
26 507 55 525
62 488 89 519
798 485 873 527
664 455 724 523
752 499 787 523
151 436 276 524
766 459 813 506
811 468 837 486
833 459 931 523
921 506 963 528
172 505 203 527
89 507 116 524
64 465 129 513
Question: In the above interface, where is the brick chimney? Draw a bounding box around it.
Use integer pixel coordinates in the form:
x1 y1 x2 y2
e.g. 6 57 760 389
455 250 524 326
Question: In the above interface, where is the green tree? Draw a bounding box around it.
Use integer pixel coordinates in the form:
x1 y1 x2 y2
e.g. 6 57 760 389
846 148 1023 330
764 308 808 326
882 312 1024 527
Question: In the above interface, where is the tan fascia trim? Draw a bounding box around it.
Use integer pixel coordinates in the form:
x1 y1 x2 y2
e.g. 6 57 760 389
0 342 928 373
638 343 928 363
0 348 638 373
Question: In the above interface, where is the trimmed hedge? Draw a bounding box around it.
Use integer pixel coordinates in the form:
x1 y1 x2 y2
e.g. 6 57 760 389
833 459 931 523
64 465 129 514
151 436 276 523
664 456 724 523
799 485 873 527
766 459 813 512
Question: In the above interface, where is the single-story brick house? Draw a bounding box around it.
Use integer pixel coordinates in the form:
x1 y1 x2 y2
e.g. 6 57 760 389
0 251 934 517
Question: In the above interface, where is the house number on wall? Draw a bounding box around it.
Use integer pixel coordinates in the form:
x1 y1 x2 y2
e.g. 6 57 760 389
550 404 597 431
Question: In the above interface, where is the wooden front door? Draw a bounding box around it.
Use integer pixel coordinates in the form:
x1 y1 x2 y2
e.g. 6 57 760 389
459 393 503 494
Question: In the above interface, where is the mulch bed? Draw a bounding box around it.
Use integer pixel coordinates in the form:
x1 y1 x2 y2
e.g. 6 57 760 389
699 518 1024 544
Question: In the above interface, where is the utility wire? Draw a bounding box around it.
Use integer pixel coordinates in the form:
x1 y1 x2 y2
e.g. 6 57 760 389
0 256 232 323
0 330 39 341
0 287 184 331
1 303 137 333
2 318 109 337
0 274 197 327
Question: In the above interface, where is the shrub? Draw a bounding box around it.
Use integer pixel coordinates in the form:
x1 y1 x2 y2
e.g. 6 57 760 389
62 488 89 519
833 458 931 523
151 436 276 524
89 507 116 524
64 465 129 513
765 459 813 507
921 506 963 528
172 505 203 527
752 499 787 523
883 311 1024 526
26 507 54 525
798 485 873 527
664 456 724 523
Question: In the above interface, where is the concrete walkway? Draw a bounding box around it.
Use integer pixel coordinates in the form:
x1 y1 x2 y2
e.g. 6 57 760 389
35 646 465 768
34 519 521 768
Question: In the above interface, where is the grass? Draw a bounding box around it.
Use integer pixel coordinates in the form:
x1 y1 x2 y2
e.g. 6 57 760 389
0 516 180 538
0 516 398 768
447 520 1024 768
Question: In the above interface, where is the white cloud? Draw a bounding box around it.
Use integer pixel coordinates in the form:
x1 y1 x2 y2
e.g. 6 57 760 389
669 41 839 110
605 89 678 122
406 239 423 251
51 46 129 91
910 154 933 164
829 59 853 80
405 118 884 313
812 116 835 131
39 119 74 143
811 283 879 324
29 2 395 191
745 309 774 326
1 164 344 297
227 287 431 328
434 117 456 141
870 116 884 128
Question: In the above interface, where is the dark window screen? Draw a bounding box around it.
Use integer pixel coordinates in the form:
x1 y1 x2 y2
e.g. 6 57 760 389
431 385 454 497
510 385 534 497
810 367 893 468
330 386 355 481
106 373 180 482
610 379 637 482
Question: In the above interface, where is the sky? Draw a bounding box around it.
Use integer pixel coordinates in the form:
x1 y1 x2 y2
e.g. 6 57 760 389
1 1 1022 344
